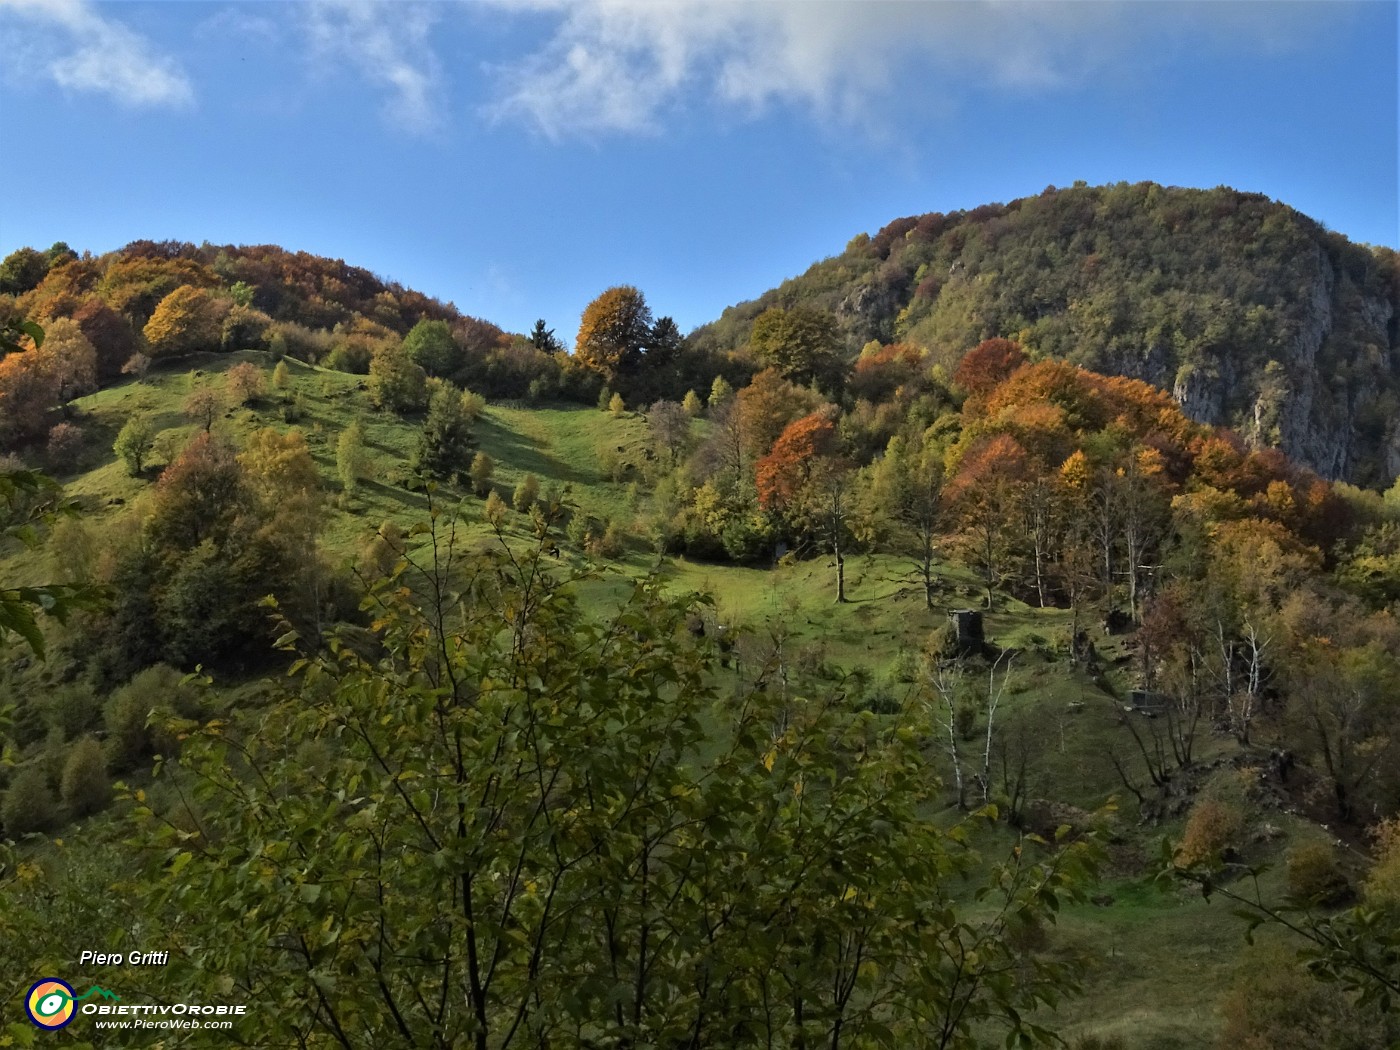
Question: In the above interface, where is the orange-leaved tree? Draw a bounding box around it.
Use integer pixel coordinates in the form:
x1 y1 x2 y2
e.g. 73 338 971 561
575 285 653 384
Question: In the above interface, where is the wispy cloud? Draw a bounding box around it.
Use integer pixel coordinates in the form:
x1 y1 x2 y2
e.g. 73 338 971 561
0 0 193 108
303 0 444 134
483 0 1332 139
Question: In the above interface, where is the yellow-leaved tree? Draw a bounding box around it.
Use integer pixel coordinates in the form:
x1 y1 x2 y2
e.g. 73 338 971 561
574 284 653 383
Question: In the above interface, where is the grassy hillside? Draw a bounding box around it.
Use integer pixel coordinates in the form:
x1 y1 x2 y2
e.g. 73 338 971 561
1 347 1365 1049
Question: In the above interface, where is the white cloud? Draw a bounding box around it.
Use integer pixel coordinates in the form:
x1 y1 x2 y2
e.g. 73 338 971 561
303 0 444 134
0 0 193 108
483 0 1331 138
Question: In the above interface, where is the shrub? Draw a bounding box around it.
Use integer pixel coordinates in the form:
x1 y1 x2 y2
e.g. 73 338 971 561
60 736 110 817
121 352 151 380
1218 943 1399 1049
589 521 626 559
512 474 539 514
104 664 194 772
325 343 373 375
1176 798 1245 867
484 490 508 529
1287 842 1350 905
2 765 57 836
42 683 100 740
608 392 626 417
469 452 494 497
459 389 486 422
1365 817 1400 906
1072 1037 1128 1050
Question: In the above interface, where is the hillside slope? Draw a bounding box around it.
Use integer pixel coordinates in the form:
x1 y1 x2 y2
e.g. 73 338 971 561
692 182 1400 484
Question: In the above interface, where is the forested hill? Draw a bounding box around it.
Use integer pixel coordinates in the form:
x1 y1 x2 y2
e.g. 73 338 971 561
692 183 1400 485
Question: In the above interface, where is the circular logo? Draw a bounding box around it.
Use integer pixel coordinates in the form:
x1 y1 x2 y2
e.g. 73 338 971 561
25 978 77 1030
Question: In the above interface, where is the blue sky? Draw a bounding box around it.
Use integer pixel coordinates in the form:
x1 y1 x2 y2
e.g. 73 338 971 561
0 1 1395 339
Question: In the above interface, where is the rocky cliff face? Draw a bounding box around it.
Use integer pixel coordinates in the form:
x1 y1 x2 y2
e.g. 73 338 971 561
1166 242 1397 483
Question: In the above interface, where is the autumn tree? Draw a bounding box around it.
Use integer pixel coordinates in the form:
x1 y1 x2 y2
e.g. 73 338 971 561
512 473 539 513
239 427 321 506
945 433 1031 609
708 374 734 409
36 317 97 402
1281 613 1400 823
183 385 224 433
756 410 837 513
953 338 1027 404
737 367 825 460
0 341 62 446
71 296 137 380
143 285 222 358
147 432 249 551
574 285 653 382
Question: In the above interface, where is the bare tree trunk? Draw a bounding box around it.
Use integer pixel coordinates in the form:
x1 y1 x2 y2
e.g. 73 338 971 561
926 658 967 809
979 651 1014 805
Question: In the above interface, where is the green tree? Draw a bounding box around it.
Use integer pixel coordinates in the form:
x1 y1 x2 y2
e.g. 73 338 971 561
528 318 563 354
750 305 843 392
368 340 428 414
649 315 682 361
608 391 625 417
682 389 703 417
0 246 49 295
113 413 156 476
708 374 734 409
337 419 370 497
131 522 1100 1049
412 382 474 480
402 319 459 377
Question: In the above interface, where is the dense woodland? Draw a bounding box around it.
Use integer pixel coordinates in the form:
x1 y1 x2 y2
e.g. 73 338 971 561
2 184 1400 1048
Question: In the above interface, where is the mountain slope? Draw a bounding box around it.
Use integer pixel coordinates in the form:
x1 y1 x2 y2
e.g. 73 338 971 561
692 182 1400 484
